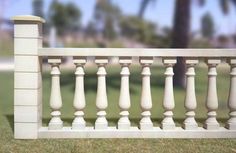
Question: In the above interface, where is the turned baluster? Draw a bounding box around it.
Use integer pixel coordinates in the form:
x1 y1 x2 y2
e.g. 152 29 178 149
72 57 86 130
139 57 153 130
183 59 198 130
204 59 221 130
95 58 108 129
226 59 236 130
161 58 176 130
118 57 132 129
48 58 63 130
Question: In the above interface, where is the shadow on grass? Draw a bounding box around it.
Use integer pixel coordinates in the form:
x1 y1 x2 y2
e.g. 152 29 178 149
5 114 14 133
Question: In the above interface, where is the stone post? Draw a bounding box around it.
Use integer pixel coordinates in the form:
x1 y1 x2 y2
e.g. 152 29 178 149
13 15 44 139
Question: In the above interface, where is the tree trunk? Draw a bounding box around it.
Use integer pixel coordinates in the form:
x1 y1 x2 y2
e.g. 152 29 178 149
171 0 191 88
138 0 150 18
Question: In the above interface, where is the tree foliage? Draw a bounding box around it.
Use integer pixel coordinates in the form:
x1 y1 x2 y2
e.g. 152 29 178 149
94 0 121 40
32 0 44 17
157 27 172 48
201 13 215 39
85 22 97 37
120 16 157 45
138 0 156 19
48 0 81 35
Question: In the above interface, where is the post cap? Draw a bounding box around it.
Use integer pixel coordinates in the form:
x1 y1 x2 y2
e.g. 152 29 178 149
11 15 45 23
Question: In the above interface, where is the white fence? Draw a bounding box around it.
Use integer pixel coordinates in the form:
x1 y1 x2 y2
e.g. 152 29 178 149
12 15 236 139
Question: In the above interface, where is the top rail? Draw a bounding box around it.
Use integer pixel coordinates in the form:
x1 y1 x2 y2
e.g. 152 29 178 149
38 48 236 57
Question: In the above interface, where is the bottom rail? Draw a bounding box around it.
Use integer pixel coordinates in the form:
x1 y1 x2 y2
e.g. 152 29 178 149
38 127 236 139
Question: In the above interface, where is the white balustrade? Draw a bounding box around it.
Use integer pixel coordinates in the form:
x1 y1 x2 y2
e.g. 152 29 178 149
72 57 86 129
204 59 221 130
48 58 63 130
183 59 198 130
226 59 236 130
118 57 132 129
139 57 153 130
95 58 109 129
12 15 236 139
161 58 176 130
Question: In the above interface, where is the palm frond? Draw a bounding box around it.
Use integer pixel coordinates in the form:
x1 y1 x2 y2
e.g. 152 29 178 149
231 0 236 6
220 0 229 14
197 0 206 7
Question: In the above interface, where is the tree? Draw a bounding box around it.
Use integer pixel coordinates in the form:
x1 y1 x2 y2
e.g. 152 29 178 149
138 0 156 19
172 0 236 87
48 0 81 36
32 0 44 17
201 12 215 39
66 3 81 32
93 0 121 40
103 17 117 39
157 27 172 48
120 16 157 44
86 22 97 37
138 0 236 87
171 0 190 87
233 34 236 44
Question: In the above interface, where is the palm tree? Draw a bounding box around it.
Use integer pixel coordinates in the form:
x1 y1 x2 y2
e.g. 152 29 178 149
171 0 190 87
139 0 236 87
172 0 236 87
32 0 44 17
138 0 156 19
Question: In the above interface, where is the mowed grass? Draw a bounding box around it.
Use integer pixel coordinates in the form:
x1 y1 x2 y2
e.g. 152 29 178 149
0 38 13 57
0 64 236 153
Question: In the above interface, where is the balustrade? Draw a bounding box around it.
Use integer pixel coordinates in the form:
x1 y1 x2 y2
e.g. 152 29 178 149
12 15 236 139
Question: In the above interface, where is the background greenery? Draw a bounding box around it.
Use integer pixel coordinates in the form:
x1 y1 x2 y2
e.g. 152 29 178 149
0 64 236 153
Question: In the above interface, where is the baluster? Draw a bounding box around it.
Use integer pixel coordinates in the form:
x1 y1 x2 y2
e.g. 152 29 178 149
118 57 132 129
183 59 198 130
95 58 108 129
48 57 63 130
161 58 176 130
226 59 236 130
139 57 153 130
72 57 86 129
204 59 221 130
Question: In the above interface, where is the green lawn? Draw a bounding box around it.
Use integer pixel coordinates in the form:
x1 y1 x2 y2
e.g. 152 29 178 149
0 65 236 153
0 38 13 57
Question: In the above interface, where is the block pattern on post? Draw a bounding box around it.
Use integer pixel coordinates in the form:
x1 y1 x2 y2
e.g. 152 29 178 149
14 38 42 55
13 15 44 139
14 24 42 38
15 56 41 72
